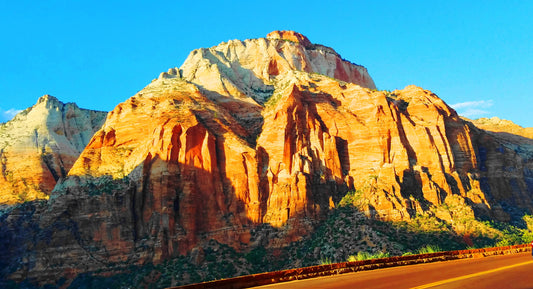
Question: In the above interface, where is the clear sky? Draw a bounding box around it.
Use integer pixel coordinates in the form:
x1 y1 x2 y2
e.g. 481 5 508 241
1 1 532 127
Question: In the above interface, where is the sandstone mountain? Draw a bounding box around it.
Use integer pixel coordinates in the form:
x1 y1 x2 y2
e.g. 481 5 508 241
1 31 532 287
0 95 106 205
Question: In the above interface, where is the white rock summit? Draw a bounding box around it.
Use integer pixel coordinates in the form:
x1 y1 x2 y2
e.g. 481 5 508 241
0 95 107 205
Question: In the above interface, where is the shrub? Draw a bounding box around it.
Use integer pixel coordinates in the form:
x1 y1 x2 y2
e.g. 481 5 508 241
417 245 442 254
338 190 365 207
347 251 390 262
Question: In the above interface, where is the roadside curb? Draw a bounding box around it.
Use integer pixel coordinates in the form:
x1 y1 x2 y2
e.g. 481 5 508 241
167 244 531 289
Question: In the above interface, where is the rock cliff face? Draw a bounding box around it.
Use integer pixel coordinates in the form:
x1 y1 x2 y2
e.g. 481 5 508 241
466 117 533 220
1 31 532 286
0 96 106 205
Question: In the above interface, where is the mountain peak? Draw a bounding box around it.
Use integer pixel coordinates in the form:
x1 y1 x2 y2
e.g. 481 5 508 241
178 30 377 105
37 94 60 105
266 30 313 48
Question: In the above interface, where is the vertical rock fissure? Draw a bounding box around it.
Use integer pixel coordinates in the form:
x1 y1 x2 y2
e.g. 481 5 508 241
41 150 60 182
0 149 6 181
130 184 139 242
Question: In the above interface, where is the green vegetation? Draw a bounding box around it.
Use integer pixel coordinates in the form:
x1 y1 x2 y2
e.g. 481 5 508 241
347 251 390 262
264 85 287 108
417 245 442 254
84 175 131 196
264 77 292 108
280 38 297 45
62 241 251 289
482 218 533 247
319 257 333 265
286 198 533 268
338 189 366 208
264 90 283 107
244 247 265 263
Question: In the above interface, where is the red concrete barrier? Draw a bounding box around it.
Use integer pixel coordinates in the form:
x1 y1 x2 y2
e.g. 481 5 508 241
167 244 531 289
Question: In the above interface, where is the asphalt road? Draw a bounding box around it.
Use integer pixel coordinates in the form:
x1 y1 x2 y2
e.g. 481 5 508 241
251 252 533 289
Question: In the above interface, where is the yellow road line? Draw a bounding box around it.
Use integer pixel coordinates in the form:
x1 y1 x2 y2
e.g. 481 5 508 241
412 260 533 289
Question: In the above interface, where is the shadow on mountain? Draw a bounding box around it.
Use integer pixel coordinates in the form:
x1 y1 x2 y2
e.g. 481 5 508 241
483 130 533 145
0 149 309 287
471 128 533 223
2 139 532 288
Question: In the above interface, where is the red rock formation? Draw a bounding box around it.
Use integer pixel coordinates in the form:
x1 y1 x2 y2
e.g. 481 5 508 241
1 31 532 286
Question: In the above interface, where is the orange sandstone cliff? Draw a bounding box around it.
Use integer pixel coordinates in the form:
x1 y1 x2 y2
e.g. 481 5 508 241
1 31 532 286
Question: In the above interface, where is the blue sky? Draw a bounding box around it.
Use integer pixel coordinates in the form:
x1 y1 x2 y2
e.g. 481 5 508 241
1 1 532 127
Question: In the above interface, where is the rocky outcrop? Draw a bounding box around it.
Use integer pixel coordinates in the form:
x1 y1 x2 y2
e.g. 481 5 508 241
466 117 533 220
1 31 532 287
0 96 106 205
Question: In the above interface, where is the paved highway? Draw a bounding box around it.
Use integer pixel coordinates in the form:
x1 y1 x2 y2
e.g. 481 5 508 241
251 252 533 289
